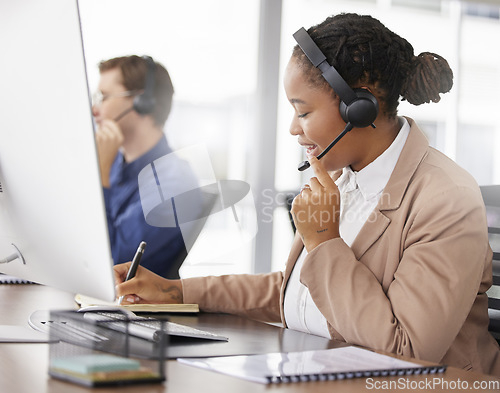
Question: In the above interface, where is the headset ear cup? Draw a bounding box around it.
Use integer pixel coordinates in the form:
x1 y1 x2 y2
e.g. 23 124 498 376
339 100 349 125
133 94 155 115
132 56 156 115
339 89 379 128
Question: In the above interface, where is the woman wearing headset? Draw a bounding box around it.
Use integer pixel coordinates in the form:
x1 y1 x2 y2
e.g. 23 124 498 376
114 13 500 375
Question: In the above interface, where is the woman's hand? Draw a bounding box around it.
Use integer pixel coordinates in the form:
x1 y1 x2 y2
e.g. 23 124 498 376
291 156 341 251
114 262 183 304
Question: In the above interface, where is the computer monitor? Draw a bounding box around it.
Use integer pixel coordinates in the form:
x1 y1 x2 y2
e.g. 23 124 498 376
0 0 115 301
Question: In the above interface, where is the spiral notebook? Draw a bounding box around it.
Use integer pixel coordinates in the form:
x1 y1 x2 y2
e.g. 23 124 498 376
0 274 36 284
178 346 446 384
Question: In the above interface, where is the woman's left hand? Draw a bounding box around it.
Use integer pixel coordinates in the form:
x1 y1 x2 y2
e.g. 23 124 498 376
291 156 341 251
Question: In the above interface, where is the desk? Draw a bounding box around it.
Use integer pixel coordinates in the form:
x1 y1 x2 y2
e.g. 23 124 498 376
1 285 499 393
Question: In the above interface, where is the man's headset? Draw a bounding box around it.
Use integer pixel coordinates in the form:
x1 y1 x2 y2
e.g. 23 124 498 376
293 28 379 171
114 55 156 121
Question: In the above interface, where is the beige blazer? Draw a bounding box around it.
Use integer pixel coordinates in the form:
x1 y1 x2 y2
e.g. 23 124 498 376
182 118 500 376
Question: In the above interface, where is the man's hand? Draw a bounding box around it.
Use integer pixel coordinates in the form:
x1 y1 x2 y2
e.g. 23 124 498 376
95 119 123 188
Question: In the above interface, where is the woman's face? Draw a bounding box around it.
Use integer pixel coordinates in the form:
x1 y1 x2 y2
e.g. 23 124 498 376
284 57 365 172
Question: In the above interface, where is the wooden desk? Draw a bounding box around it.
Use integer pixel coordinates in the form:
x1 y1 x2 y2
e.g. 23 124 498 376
1 284 499 393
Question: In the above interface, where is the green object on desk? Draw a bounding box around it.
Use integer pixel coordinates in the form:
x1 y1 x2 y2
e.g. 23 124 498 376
50 354 140 374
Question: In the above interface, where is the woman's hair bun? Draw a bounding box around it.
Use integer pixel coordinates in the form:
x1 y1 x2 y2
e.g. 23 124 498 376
402 52 453 105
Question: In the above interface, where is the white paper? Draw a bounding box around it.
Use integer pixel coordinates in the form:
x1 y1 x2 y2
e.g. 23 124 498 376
0 325 54 343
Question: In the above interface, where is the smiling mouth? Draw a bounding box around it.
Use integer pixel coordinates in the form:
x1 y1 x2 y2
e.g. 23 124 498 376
301 144 318 157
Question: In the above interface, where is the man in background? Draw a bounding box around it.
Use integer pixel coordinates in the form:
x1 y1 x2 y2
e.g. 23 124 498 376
92 55 201 278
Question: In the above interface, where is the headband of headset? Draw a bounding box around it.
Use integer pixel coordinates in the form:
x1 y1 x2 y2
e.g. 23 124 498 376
133 55 156 115
293 27 378 128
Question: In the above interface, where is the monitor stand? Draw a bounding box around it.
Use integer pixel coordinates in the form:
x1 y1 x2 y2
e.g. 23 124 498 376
0 244 26 265
0 244 43 342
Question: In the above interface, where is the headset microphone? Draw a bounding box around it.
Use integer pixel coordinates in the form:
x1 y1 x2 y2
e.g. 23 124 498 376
113 106 134 122
293 27 379 171
298 123 353 171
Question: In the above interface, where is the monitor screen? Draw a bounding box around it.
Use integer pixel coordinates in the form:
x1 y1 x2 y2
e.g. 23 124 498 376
0 0 115 301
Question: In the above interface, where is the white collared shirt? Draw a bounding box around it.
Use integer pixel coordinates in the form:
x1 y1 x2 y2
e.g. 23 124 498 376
284 117 411 339
335 117 410 247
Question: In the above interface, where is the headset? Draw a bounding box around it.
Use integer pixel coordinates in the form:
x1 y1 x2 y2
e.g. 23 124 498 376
133 55 156 115
293 28 379 171
114 55 156 121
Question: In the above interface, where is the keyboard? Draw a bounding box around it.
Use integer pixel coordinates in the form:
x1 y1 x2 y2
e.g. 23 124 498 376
83 311 228 343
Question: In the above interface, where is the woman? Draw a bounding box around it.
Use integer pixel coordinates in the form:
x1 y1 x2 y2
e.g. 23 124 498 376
114 13 500 375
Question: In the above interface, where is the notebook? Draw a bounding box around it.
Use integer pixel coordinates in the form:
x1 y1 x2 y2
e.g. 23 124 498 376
75 293 199 313
178 346 446 384
0 274 36 284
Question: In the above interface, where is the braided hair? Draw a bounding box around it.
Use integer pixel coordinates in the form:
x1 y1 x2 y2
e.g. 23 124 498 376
292 13 453 118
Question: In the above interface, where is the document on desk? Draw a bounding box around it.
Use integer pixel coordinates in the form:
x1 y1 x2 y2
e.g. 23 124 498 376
178 346 446 384
0 325 56 343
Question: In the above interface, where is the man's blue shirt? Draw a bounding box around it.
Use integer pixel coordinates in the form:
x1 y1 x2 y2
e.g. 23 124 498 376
103 136 200 278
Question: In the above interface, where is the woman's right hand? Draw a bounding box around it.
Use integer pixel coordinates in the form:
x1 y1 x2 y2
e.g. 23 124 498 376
114 262 183 304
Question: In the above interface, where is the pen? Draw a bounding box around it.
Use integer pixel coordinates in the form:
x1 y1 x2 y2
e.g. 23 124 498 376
118 241 147 305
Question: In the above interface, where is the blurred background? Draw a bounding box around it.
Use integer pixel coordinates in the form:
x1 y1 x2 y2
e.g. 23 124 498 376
78 0 500 277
